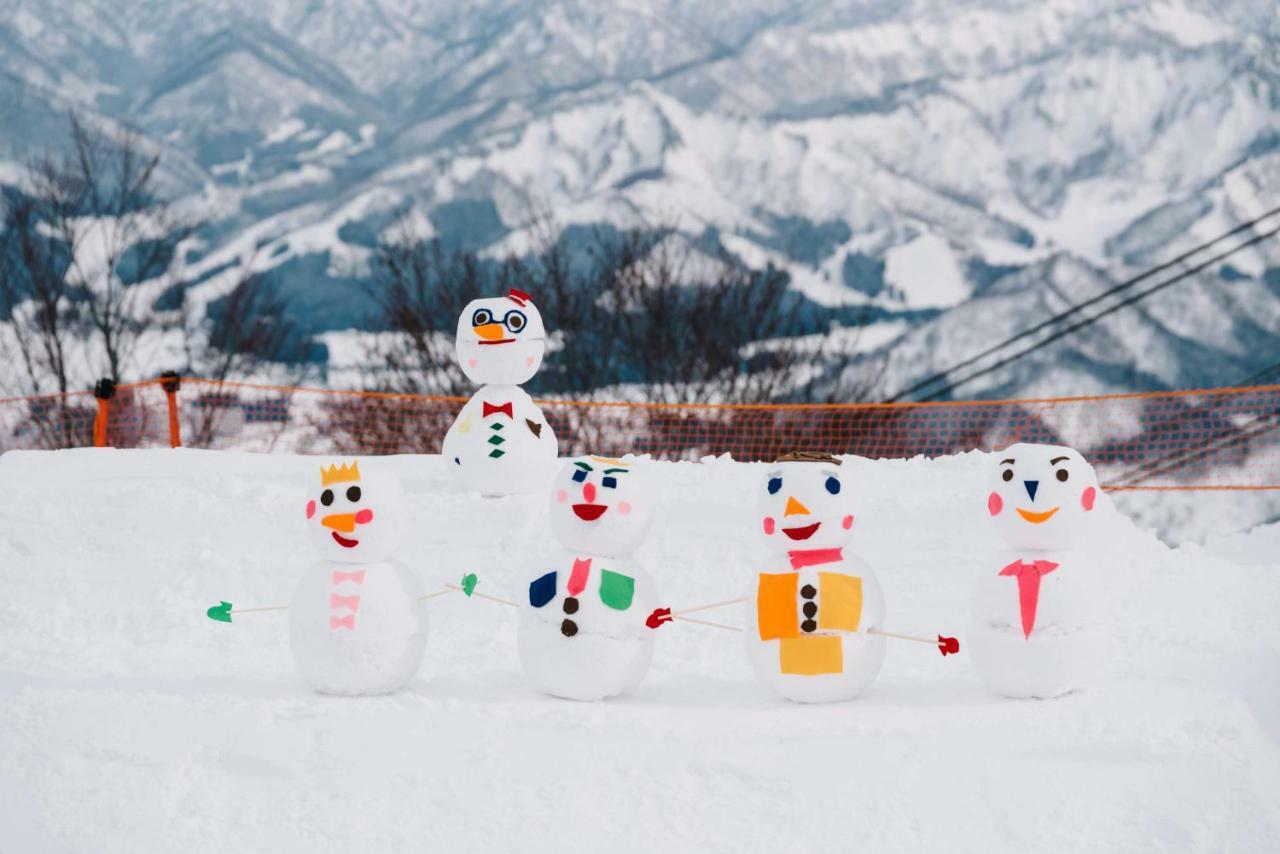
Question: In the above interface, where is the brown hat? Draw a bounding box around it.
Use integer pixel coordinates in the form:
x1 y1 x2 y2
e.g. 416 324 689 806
774 451 841 465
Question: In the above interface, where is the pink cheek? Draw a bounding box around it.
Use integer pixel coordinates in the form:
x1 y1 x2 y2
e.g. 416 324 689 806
468 358 478 368
1081 487 1096 511
988 492 1003 516
618 501 632 515
556 489 568 503
842 514 853 530
763 516 775 535
526 356 535 367
354 508 374 524
306 500 316 519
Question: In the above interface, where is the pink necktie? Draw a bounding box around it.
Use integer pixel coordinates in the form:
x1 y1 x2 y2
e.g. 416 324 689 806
998 559 1059 639
567 557 591 596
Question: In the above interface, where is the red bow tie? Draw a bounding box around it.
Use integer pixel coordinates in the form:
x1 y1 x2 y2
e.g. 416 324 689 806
483 401 513 418
788 548 843 569
999 559 1059 639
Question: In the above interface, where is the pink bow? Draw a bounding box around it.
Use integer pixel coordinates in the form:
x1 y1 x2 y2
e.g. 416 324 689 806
331 570 366 585
330 594 361 611
329 614 356 630
999 559 1059 639
788 548 843 570
567 557 591 597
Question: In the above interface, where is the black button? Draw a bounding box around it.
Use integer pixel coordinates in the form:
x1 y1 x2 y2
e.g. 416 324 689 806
802 602 817 618
561 619 578 637
801 619 817 633
800 584 816 599
563 597 579 614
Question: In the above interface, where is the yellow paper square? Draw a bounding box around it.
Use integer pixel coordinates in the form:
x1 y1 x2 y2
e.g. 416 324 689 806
817 572 862 632
779 635 843 675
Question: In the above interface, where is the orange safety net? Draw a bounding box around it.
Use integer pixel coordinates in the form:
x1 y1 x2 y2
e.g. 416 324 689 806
1 378 1277 491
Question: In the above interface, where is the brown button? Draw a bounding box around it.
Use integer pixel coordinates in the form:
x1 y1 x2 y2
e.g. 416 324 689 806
801 619 817 633
802 602 817 618
800 584 816 599
561 619 578 637
563 597 579 614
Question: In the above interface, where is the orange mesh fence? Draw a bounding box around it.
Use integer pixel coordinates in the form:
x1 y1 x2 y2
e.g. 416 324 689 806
0 378 1277 490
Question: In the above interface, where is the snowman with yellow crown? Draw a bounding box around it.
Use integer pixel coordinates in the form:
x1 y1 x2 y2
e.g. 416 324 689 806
442 289 558 496
207 460 431 696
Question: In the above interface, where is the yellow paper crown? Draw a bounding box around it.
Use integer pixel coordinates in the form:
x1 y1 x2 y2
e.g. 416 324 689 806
320 461 361 486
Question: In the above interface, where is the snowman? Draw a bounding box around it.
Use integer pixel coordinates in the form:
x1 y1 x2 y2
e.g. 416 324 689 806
442 288 558 496
517 457 660 701
744 452 887 703
288 460 429 695
969 443 1104 699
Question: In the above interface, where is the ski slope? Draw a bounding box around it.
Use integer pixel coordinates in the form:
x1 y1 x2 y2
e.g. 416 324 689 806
1 448 1278 853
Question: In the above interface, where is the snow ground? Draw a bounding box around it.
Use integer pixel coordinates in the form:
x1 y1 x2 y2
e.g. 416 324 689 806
1 449 1278 853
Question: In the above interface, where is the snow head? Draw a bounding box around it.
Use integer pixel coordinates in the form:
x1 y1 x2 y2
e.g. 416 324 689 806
986 443 1100 551
757 453 857 554
549 457 656 557
455 289 546 386
305 461 408 563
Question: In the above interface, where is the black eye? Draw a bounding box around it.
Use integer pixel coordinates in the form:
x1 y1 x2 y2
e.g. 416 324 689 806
505 310 526 332
572 469 587 483
472 308 493 326
347 486 362 502
602 476 617 489
320 489 334 506
767 476 782 494
1056 469 1069 482
1001 469 1013 482
825 476 840 495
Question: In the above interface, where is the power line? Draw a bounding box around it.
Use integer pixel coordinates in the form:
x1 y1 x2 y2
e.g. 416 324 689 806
916 222 1280 401
886 204 1280 402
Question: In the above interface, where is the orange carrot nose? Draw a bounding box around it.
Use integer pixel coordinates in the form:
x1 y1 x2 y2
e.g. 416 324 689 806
784 496 810 516
474 322 505 340
321 513 357 532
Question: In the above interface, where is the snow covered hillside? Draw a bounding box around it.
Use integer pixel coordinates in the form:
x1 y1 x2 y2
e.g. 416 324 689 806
1 0 1278 396
1 449 1278 852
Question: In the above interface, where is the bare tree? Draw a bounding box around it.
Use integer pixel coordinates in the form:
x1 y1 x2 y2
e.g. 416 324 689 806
365 216 882 405
0 112 192 394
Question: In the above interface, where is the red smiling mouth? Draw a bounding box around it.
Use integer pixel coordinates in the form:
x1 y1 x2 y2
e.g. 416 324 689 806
572 503 608 521
782 522 821 541
477 339 515 345
331 532 360 548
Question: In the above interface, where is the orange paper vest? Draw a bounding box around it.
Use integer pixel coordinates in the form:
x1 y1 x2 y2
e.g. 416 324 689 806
756 571 864 676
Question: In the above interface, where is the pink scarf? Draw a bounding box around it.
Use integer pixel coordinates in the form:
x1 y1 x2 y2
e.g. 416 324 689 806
787 548 843 570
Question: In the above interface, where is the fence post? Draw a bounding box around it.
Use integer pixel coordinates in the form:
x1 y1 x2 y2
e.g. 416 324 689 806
160 371 182 448
92 379 115 448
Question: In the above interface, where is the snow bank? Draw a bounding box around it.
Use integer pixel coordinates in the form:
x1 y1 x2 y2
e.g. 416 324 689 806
1 448 1277 852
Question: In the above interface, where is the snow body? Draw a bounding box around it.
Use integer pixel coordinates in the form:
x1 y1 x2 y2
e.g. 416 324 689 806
290 461 428 695
443 291 557 496
517 457 658 701
969 443 1105 698
745 455 886 703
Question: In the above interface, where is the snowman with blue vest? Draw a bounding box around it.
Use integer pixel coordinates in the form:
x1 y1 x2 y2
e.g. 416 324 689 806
442 289 558 496
518 456 660 701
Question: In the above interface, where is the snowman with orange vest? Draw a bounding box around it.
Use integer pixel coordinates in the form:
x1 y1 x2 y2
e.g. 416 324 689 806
969 443 1105 698
745 452 888 703
442 289 558 496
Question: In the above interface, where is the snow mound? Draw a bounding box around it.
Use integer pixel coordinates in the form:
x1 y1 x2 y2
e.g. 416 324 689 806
1 448 1277 852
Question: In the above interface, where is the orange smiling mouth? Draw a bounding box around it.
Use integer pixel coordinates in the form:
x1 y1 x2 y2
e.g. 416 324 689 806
1016 507 1060 524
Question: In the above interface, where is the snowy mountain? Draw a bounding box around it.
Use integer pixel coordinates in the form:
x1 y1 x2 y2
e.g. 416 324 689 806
1 0 1279 397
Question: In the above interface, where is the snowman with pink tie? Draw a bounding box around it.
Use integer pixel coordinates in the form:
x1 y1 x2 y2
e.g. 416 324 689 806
969 443 1106 699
